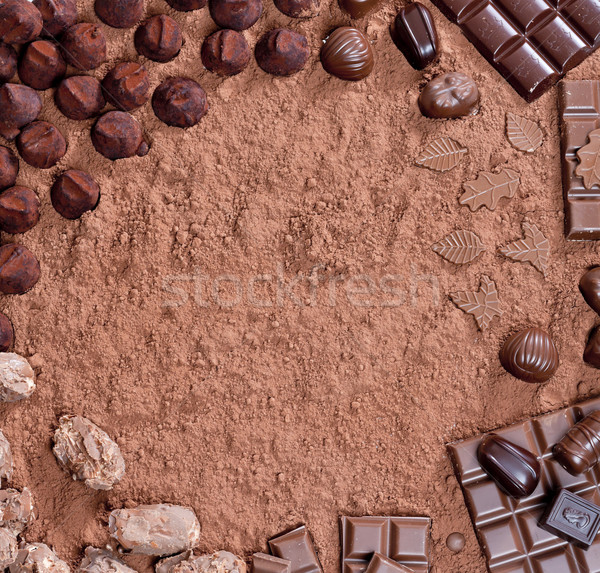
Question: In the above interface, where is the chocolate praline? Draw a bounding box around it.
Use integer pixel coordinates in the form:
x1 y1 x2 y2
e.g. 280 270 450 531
33 0 77 37
165 0 206 9
0 43 17 83
580 267 600 314
391 2 438 70
584 327 600 368
152 77 208 128
102 62 150 111
339 0 378 19
0 244 41 295
274 0 319 18
95 0 144 28
201 30 250 76
0 186 40 234
209 0 262 31
0 314 14 352
0 147 19 191
134 15 183 63
255 28 309 76
18 40 66 90
60 23 107 71
17 121 67 169
55 76 106 120
51 170 100 219
0 0 43 45
419 72 479 118
321 27 374 81
92 111 149 160
0 84 43 141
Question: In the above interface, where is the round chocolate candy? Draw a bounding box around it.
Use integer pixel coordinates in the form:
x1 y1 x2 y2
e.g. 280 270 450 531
0 186 40 234
446 533 465 553
580 267 600 315
95 0 144 28
152 78 208 128
33 0 77 37
201 30 250 76
255 29 309 76
0 313 14 352
419 72 479 118
0 0 43 45
17 121 67 169
92 111 149 160
0 84 43 141
321 27 374 81
55 75 106 120
18 40 66 90
339 0 378 19
0 43 17 83
165 0 206 9
102 62 150 111
499 327 559 383
134 15 183 63
0 147 18 191
209 0 262 31
60 23 107 71
0 244 41 295
391 2 438 70
51 170 100 219
274 0 319 18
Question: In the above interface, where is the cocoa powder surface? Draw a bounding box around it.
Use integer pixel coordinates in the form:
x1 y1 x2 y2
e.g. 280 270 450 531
1 1 600 572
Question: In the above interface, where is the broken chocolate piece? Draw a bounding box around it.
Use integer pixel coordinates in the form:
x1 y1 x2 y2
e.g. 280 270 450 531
78 548 137 573
251 553 290 573
0 430 12 481
269 526 322 573
0 528 17 569
365 554 414 573
9 543 70 573
0 488 34 535
0 353 35 402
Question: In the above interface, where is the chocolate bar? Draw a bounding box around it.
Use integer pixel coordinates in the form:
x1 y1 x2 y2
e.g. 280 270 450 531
430 0 600 102
448 396 600 572
268 526 322 573
364 553 414 573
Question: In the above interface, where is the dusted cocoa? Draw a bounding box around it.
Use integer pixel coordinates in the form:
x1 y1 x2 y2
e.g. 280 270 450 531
0 84 42 141
102 62 150 111
0 245 40 295
201 30 250 77
0 44 17 84
60 23 106 71
0 148 18 191
255 29 309 76
55 76 106 120
17 121 66 169
152 78 208 128
92 111 149 159
0 186 40 234
0 0 43 45
33 0 77 37
95 0 144 29
135 15 182 63
18 40 66 90
209 0 262 31
51 170 100 219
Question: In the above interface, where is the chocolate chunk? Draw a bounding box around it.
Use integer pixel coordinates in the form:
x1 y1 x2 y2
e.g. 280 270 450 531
445 533 465 553
418 72 478 119
92 111 149 160
60 23 107 71
201 30 250 77
165 0 207 10
365 554 413 573
0 187 40 234
0 431 12 482
269 526 322 573
0 0 43 45
51 170 100 219
391 3 437 70
255 29 309 77
321 27 373 81
0 43 17 83
477 433 540 498
78 548 137 573
584 327 600 368
580 267 600 314
18 40 66 90
251 553 291 573
0 488 34 535
102 62 150 111
499 327 559 383
209 0 262 30
135 15 182 63
193 551 246 573
0 315 13 353
33 0 77 37
17 121 66 169
553 410 600 475
95 0 144 28
274 0 318 18
55 76 106 120
0 353 35 401
10 543 70 573
0 147 18 192
338 0 378 19
152 78 208 128
0 528 17 569
0 84 42 142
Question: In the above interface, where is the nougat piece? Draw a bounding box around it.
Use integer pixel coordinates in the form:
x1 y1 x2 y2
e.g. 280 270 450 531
0 354 35 403
9 543 70 573
0 527 17 568
78 547 137 573
0 488 34 535
0 430 13 481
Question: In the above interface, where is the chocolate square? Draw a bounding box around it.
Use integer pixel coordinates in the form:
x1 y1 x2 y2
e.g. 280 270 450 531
252 553 292 573
364 553 414 573
268 526 322 573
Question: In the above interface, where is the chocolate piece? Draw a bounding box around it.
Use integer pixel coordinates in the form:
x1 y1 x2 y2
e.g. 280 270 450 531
0 84 42 142
134 15 182 63
0 186 40 234
0 528 17 569
340 516 431 573
584 327 600 368
338 0 377 19
33 0 77 37
418 72 478 119
445 533 464 553
553 410 600 476
251 553 291 573
0 0 43 45
391 3 437 70
0 245 40 295
321 27 374 81
576 129 600 189
255 29 309 77
60 23 107 71
269 526 322 573
209 0 262 31
155 551 193 573
0 353 35 401
431 230 485 265
0 431 12 481
152 78 208 128
0 148 18 192
78 547 137 573
580 267 600 314
55 76 106 120
459 168 519 211
506 113 543 154
95 0 144 28
52 170 100 219
201 30 250 77
165 0 207 10
364 554 413 573
499 222 549 275
109 504 201 555
102 62 150 111
415 137 467 172
0 488 34 535
539 489 600 549
477 433 541 498
430 0 600 102
0 315 14 353
189 551 246 573
10 543 70 573
499 327 559 383
17 121 66 169
0 43 17 83
451 276 502 331
18 40 66 90
274 0 318 18
92 111 149 160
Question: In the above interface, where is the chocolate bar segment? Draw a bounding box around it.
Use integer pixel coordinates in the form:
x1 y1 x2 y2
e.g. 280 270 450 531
364 554 414 573
430 0 600 102
268 526 322 573
252 553 292 573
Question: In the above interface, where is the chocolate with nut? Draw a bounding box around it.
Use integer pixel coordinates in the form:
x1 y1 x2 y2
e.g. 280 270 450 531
92 111 149 160
17 121 67 169
201 30 250 77
55 76 106 120
135 15 182 63
18 40 66 90
0 187 40 234
0 84 43 141
152 78 208 128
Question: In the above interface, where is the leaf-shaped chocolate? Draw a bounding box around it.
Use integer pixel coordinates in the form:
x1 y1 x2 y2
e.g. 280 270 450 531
459 168 520 211
451 275 502 331
415 137 467 172
432 230 485 264
499 222 549 275
576 128 600 189
506 113 543 153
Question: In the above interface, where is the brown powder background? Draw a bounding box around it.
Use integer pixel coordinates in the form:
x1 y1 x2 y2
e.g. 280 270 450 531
2 0 600 571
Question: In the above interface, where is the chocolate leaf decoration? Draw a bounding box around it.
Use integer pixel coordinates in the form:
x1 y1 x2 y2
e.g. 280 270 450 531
506 113 543 153
459 168 520 212
415 137 467 172
576 128 600 189
432 230 485 264
499 222 549 275
451 275 502 331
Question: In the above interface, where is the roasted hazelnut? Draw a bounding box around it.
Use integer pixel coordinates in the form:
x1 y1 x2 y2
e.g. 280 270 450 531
18 40 66 90
33 0 77 37
274 0 318 18
209 0 262 31
102 62 150 111
95 0 144 29
0 44 17 84
165 0 206 10
55 75 106 120
134 15 182 63
0 244 40 295
0 84 43 141
0 315 14 353
51 169 100 219
201 30 250 76
0 148 18 192
255 28 309 76
92 111 149 160
17 121 67 169
0 187 40 234
152 77 208 128
0 0 43 45
60 23 107 71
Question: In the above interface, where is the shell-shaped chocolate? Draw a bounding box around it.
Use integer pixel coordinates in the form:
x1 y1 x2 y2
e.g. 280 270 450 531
321 27 374 81
499 327 559 383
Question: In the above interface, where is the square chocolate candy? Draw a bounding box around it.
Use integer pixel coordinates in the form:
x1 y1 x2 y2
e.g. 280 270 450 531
268 526 322 573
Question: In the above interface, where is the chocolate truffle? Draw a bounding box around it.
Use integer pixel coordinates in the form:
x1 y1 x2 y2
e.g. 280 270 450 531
274 0 319 18
419 72 479 118
102 62 150 111
553 411 600 476
209 0 262 31
391 3 438 70
584 327 600 368
51 169 100 219
0 84 43 141
0 314 14 352
33 0 77 37
580 267 600 315
17 121 67 169
165 0 206 10
95 0 144 29
152 78 208 128
92 111 149 160
446 533 465 553
0 0 43 45
0 43 17 83
0 147 18 191
339 0 378 19
0 244 41 295
0 186 40 234
321 27 374 81
60 23 107 71
134 15 182 63
18 40 66 90
201 30 250 77
255 29 309 76
55 75 106 120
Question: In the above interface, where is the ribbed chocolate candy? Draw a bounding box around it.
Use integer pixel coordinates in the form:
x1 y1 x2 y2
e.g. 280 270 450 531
391 3 438 70
321 27 373 81
554 410 600 475
580 267 600 315
499 327 559 383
